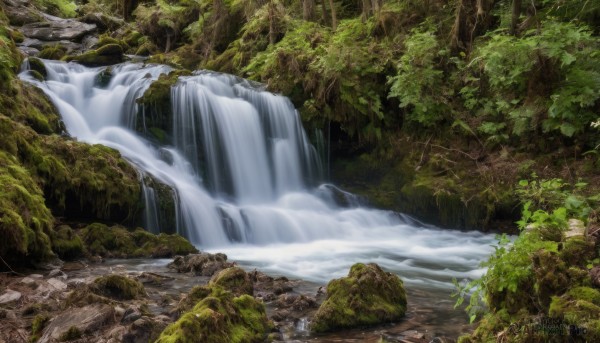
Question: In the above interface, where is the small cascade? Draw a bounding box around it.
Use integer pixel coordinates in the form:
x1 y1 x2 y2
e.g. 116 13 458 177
20 60 497 292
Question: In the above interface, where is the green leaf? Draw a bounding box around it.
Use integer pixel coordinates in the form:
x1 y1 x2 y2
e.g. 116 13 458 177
560 122 577 137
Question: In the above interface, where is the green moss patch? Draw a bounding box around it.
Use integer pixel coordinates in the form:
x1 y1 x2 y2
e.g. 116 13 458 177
209 267 253 297
78 223 197 258
311 263 407 332
92 274 146 300
156 286 269 343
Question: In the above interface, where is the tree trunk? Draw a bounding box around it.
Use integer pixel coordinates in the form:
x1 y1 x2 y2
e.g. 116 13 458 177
362 0 372 19
321 0 329 26
303 0 315 21
328 0 337 30
371 0 381 14
510 0 522 35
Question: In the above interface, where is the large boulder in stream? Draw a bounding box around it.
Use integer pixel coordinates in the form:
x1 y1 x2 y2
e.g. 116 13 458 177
311 263 407 332
156 285 270 343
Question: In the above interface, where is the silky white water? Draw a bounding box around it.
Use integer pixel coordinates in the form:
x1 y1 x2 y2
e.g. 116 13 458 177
20 61 497 294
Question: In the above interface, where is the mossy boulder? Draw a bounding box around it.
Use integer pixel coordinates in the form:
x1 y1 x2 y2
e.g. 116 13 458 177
209 267 254 296
549 287 600 341
51 224 84 260
78 223 197 258
92 274 146 300
66 44 125 67
559 236 596 267
36 137 141 222
38 45 67 60
28 58 47 80
135 71 190 143
311 263 407 332
156 287 270 343
0 150 54 268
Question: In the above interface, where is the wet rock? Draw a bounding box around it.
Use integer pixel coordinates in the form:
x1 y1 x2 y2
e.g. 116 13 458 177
122 316 166 343
80 12 125 32
47 278 68 291
20 20 97 42
209 267 254 296
121 307 142 324
48 269 67 279
20 277 38 287
311 263 407 332
0 290 22 304
2 0 44 25
276 294 317 313
39 304 115 343
250 270 294 298
168 252 233 276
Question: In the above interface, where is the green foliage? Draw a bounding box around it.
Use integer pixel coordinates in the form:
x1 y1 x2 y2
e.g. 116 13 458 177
32 0 77 18
456 176 600 340
388 25 447 128
466 20 600 142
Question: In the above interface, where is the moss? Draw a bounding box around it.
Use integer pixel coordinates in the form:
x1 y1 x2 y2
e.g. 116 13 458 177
92 274 146 300
209 267 253 296
28 58 47 80
0 151 55 267
36 137 142 222
38 45 67 60
32 0 77 18
78 223 197 258
156 286 269 343
94 67 113 88
65 44 125 67
311 263 407 332
31 313 50 341
559 236 596 267
132 228 198 257
79 223 136 257
134 71 190 143
51 224 84 260
59 326 82 341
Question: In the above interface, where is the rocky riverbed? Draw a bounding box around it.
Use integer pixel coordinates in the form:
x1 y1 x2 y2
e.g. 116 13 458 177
0 252 468 343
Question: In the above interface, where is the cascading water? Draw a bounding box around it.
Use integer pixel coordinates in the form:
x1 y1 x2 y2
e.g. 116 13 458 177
21 61 497 330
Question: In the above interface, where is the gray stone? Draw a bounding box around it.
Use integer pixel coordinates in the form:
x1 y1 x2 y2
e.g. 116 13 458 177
48 269 67 279
0 290 22 304
47 278 68 291
20 20 96 42
39 304 115 343
566 218 586 238
20 277 38 286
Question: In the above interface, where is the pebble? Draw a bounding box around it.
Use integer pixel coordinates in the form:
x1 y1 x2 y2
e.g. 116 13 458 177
0 290 22 304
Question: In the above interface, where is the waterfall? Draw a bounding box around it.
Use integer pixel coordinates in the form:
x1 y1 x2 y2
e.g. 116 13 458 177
20 61 497 290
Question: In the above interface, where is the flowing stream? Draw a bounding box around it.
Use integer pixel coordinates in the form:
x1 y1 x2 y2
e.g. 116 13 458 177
21 61 497 339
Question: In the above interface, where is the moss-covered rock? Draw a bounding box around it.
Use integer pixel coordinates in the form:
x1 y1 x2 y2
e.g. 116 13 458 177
0 150 55 267
559 236 597 267
209 267 254 297
92 274 146 300
51 224 84 260
28 58 47 80
156 286 270 343
78 223 197 258
134 71 190 143
66 44 125 67
311 263 407 332
38 45 67 60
